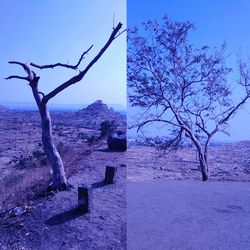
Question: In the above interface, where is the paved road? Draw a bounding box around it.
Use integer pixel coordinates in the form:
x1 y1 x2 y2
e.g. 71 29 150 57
127 181 250 250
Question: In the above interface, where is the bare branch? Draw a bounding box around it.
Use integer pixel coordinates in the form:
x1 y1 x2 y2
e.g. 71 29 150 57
219 94 250 125
8 61 29 71
114 28 127 39
42 22 123 104
219 129 230 137
136 118 180 132
8 61 35 81
30 45 94 70
38 91 45 97
113 13 115 29
5 75 29 81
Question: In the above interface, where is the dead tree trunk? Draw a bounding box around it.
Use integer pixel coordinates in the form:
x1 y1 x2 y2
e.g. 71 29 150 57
6 22 124 190
40 104 67 189
29 76 67 189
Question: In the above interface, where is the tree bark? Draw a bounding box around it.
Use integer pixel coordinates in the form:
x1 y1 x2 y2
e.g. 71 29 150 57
190 135 209 181
29 77 67 190
40 103 67 190
198 153 208 181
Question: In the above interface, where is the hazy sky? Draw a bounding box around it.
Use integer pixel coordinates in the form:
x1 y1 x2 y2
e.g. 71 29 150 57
128 0 250 141
0 0 126 107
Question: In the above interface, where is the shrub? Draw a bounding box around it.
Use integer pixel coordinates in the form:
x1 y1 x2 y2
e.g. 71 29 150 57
32 150 46 159
17 155 37 169
16 149 48 169
78 132 89 140
99 120 117 138
87 135 99 145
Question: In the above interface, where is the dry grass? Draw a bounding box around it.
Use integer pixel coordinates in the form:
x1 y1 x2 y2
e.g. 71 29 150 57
0 143 95 214
0 165 51 213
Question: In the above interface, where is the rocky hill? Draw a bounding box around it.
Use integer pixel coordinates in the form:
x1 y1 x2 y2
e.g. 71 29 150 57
80 100 114 113
71 100 126 130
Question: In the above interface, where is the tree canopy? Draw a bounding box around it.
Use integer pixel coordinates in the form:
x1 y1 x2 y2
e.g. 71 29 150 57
128 15 250 180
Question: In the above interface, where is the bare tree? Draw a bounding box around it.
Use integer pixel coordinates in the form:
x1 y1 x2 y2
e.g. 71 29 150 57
128 15 250 181
6 23 123 190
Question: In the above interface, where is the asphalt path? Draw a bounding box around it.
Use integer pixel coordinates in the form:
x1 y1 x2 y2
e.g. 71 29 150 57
127 181 250 250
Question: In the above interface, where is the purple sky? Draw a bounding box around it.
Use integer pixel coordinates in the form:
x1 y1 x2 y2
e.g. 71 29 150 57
0 0 126 107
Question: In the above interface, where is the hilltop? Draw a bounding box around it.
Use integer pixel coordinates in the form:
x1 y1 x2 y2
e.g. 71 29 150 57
74 100 125 130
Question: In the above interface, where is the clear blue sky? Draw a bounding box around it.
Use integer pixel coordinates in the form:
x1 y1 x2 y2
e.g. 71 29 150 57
128 0 250 141
0 0 126 107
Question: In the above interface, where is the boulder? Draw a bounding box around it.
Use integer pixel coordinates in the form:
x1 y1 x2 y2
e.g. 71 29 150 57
107 132 127 151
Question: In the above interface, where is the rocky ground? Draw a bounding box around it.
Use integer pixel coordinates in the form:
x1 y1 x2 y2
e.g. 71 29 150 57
1 100 250 249
0 100 125 187
0 148 126 250
0 101 126 250
127 142 250 182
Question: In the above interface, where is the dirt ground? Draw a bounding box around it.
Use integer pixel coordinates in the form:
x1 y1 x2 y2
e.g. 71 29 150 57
0 147 126 250
1 108 250 249
0 105 126 250
127 142 250 182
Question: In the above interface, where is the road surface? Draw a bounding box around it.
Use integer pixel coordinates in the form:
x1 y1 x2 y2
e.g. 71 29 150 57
127 180 250 250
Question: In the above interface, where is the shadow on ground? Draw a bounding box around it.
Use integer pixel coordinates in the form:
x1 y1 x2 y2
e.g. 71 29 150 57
45 207 87 226
45 180 113 226
94 148 127 153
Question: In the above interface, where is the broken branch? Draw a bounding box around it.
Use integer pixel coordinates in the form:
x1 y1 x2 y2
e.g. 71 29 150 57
5 75 29 81
42 22 123 103
30 45 94 70
8 61 35 81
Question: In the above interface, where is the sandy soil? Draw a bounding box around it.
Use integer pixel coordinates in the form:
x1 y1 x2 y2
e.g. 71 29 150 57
0 147 126 250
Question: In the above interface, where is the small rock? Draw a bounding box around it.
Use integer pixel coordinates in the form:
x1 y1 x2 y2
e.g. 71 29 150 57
12 207 25 216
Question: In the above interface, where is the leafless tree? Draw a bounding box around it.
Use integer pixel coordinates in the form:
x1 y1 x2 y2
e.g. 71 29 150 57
128 15 250 181
6 23 123 190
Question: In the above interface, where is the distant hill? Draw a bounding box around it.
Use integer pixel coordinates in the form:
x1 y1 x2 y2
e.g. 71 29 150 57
0 102 126 113
0 105 10 113
79 100 115 114
45 100 126 132
74 100 126 130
